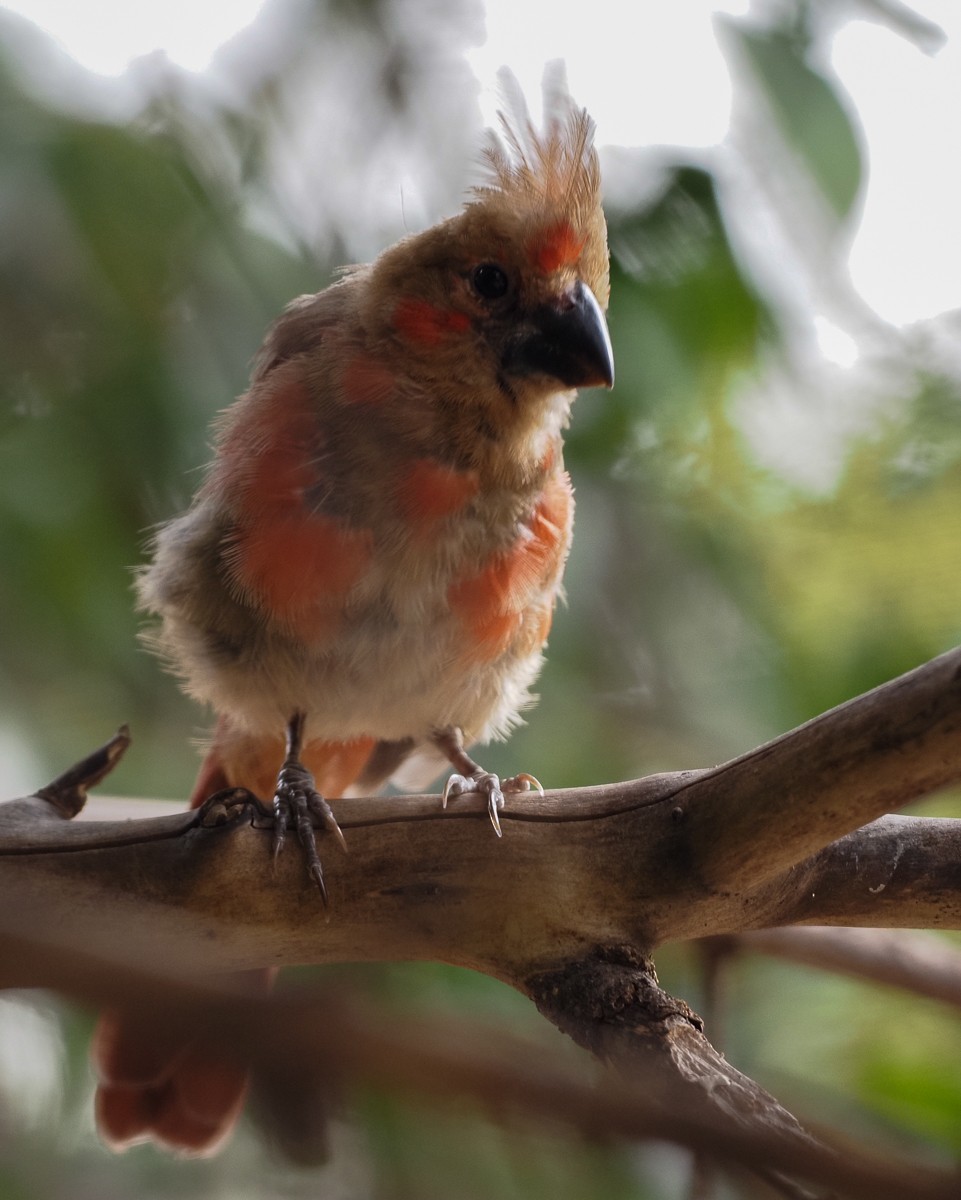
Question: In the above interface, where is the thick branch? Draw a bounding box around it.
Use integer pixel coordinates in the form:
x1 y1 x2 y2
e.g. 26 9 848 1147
525 944 818 1152
1 649 960 981
676 646 961 893
737 814 961 932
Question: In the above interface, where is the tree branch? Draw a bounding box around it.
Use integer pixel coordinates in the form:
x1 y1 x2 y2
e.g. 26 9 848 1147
4 647 961 1191
2 920 959 1200
740 815 961 932
3 649 961 980
740 925 961 1009
675 646 961 896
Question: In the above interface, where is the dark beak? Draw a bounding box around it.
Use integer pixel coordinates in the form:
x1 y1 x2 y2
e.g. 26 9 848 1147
505 280 614 390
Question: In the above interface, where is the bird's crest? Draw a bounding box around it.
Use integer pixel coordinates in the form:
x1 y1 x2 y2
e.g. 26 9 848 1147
472 65 608 303
475 68 600 221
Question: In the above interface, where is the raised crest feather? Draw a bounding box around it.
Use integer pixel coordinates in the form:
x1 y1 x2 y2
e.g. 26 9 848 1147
474 64 601 217
469 64 608 305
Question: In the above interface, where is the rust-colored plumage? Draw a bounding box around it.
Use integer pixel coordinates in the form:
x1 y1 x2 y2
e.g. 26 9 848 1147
94 83 612 1155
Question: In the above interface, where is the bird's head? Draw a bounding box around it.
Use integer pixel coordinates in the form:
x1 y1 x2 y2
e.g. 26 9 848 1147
366 87 613 408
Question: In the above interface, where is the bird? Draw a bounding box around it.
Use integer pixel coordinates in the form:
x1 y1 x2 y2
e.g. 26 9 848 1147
92 79 613 1156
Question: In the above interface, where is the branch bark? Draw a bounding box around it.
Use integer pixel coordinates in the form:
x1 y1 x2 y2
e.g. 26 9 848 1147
2 648 961 981
678 645 961 895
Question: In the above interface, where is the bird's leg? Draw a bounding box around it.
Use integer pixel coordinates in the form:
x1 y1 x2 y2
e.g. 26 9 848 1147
273 711 347 903
432 726 543 838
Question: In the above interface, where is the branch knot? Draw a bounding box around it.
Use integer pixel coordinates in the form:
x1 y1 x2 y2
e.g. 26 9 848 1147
526 943 704 1060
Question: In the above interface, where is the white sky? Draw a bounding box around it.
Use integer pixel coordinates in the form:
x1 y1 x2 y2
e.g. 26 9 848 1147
1 0 959 328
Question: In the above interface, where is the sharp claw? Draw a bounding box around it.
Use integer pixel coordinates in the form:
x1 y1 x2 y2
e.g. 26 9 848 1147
442 774 471 808
488 792 503 838
295 812 330 907
308 862 329 905
310 796 349 855
272 804 286 863
440 770 516 835
441 775 455 809
434 729 544 836
329 821 349 855
511 772 543 796
272 761 346 900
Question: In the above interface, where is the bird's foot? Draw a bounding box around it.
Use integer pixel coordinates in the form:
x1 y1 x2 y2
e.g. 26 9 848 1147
273 713 347 903
441 769 542 837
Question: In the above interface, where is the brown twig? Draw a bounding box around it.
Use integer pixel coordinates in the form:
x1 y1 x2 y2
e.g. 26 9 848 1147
35 725 131 819
740 926 961 1009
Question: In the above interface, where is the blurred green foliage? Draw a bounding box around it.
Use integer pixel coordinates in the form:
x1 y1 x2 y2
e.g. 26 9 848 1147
720 18 864 222
1 0 960 1196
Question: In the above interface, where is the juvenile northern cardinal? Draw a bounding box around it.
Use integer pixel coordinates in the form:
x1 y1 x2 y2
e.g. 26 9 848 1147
93 85 613 1154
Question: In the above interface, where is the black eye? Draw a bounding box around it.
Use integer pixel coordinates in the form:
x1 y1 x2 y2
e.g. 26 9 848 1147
471 263 509 301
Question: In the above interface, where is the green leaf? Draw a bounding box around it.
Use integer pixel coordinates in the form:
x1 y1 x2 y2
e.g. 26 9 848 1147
722 21 863 222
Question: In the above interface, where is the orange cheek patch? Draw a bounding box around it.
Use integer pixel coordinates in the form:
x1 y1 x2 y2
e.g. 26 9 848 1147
398 459 480 527
393 297 471 346
530 221 584 274
229 513 372 642
341 354 395 406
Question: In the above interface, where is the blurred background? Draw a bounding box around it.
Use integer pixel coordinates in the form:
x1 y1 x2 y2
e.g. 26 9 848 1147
1 0 960 1195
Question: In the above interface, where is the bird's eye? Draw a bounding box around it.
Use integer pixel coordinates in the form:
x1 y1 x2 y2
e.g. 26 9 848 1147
471 263 510 301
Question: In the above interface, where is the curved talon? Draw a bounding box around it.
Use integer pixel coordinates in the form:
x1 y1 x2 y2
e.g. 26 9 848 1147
309 793 349 855
271 795 288 863
486 784 504 838
440 770 506 837
441 774 463 809
433 728 544 839
272 761 347 904
503 772 543 796
273 781 330 903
